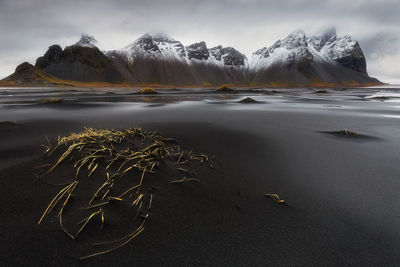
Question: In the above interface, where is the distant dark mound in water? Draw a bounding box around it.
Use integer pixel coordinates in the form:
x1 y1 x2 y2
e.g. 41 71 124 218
239 97 258 103
314 89 329 94
35 44 123 83
366 96 390 101
320 129 378 140
268 90 281 94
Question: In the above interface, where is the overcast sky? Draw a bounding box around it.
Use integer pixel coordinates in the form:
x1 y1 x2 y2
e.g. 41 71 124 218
0 0 399 83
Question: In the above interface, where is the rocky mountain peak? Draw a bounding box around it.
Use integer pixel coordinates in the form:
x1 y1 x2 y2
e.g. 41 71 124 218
123 33 186 58
146 32 176 43
15 62 35 74
210 46 247 67
75 34 98 47
186 41 209 60
131 34 160 53
251 28 368 74
309 28 337 51
282 30 308 50
35 45 63 69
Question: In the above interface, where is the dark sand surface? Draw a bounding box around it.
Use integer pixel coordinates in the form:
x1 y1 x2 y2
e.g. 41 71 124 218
1 86 400 266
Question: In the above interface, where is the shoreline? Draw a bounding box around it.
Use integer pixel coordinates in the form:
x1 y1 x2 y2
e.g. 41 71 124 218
0 80 386 89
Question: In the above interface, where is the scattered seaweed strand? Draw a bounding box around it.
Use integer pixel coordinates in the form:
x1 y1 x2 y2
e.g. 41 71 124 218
75 209 103 239
80 226 145 260
170 177 200 184
118 167 147 198
38 181 77 224
264 193 286 203
58 181 78 239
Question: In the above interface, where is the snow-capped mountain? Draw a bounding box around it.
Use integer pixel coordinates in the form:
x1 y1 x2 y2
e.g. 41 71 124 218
108 33 247 69
249 28 366 74
3 30 381 86
117 33 186 62
105 33 249 84
246 28 377 85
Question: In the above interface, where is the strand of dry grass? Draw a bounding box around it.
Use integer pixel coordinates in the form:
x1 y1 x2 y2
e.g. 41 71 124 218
170 177 201 184
264 193 286 204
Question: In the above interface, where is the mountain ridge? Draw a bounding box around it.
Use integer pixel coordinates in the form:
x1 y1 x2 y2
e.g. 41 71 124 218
1 30 382 87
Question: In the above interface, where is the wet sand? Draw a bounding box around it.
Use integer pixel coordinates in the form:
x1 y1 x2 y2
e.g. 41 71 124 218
1 87 400 265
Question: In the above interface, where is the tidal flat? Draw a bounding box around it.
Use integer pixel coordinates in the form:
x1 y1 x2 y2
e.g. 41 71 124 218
1 86 400 265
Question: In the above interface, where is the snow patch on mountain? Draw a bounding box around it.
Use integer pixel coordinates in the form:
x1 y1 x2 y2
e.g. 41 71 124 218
118 33 186 62
75 34 98 48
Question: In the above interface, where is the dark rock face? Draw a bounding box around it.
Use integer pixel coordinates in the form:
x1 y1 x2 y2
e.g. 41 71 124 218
209 45 223 61
209 46 246 67
335 55 367 74
333 42 367 74
35 45 63 69
220 47 246 67
253 47 269 59
186 42 210 60
15 62 35 74
35 45 123 83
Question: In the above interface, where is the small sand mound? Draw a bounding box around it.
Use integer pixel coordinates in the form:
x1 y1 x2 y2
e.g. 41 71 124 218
138 87 157 94
39 98 63 104
335 129 358 137
239 97 257 103
314 89 328 94
368 96 390 101
320 129 377 140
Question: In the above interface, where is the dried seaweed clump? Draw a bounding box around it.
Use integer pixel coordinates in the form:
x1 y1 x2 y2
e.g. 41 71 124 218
39 98 63 104
216 84 233 92
37 127 209 259
138 87 157 94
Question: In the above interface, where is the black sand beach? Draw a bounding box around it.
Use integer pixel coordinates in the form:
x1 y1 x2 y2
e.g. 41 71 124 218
1 87 400 266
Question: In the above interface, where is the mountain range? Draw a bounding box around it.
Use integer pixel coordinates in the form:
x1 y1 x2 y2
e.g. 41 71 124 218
1 29 381 87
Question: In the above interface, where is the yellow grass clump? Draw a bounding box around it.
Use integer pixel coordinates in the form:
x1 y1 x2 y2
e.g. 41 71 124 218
138 87 157 94
36 127 210 259
39 98 63 104
216 84 233 92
